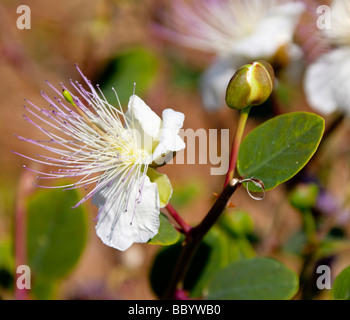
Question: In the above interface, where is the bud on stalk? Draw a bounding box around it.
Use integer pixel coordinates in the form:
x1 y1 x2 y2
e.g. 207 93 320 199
225 60 275 110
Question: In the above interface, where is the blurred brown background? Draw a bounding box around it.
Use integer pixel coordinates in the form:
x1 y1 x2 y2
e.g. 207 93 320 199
0 0 349 300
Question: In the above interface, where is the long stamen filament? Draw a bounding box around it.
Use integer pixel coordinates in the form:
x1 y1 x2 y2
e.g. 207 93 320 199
62 90 115 144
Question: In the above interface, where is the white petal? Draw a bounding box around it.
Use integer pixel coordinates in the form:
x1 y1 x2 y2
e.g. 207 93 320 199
199 55 247 111
231 2 305 59
151 108 185 165
304 48 350 116
327 0 350 46
126 95 162 155
199 58 235 111
93 174 160 251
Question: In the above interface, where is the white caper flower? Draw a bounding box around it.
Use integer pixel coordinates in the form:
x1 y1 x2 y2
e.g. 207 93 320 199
14 66 185 251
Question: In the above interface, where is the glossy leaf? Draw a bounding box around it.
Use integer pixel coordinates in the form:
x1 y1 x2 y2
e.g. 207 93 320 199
27 187 88 280
332 266 350 300
148 213 180 246
237 112 324 191
207 258 299 300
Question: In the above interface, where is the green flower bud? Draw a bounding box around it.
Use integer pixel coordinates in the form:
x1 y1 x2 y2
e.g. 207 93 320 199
225 60 275 110
289 183 319 211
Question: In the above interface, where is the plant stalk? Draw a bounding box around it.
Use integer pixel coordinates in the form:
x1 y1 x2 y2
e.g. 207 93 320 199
163 179 241 299
224 106 251 186
166 203 193 235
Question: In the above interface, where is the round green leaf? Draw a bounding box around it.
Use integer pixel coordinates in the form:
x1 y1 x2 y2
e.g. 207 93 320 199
207 258 299 300
27 187 88 280
148 213 180 246
332 266 350 300
237 112 324 191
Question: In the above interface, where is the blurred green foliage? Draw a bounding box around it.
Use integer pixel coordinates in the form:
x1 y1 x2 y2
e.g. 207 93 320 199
332 266 350 300
0 239 14 294
27 187 88 299
97 47 159 106
289 183 319 211
170 179 203 209
169 57 201 91
150 209 256 298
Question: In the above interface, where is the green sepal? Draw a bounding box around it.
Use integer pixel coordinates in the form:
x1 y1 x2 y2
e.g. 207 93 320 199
148 213 181 246
147 167 173 208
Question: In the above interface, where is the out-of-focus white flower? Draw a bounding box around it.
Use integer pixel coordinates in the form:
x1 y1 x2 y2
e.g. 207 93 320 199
304 0 350 116
156 0 305 111
15 66 185 251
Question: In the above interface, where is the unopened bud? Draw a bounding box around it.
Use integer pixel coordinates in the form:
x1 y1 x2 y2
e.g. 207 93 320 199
225 60 275 110
289 183 319 211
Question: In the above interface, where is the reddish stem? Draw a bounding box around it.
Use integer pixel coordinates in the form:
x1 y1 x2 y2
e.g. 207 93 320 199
166 203 192 235
163 179 241 299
